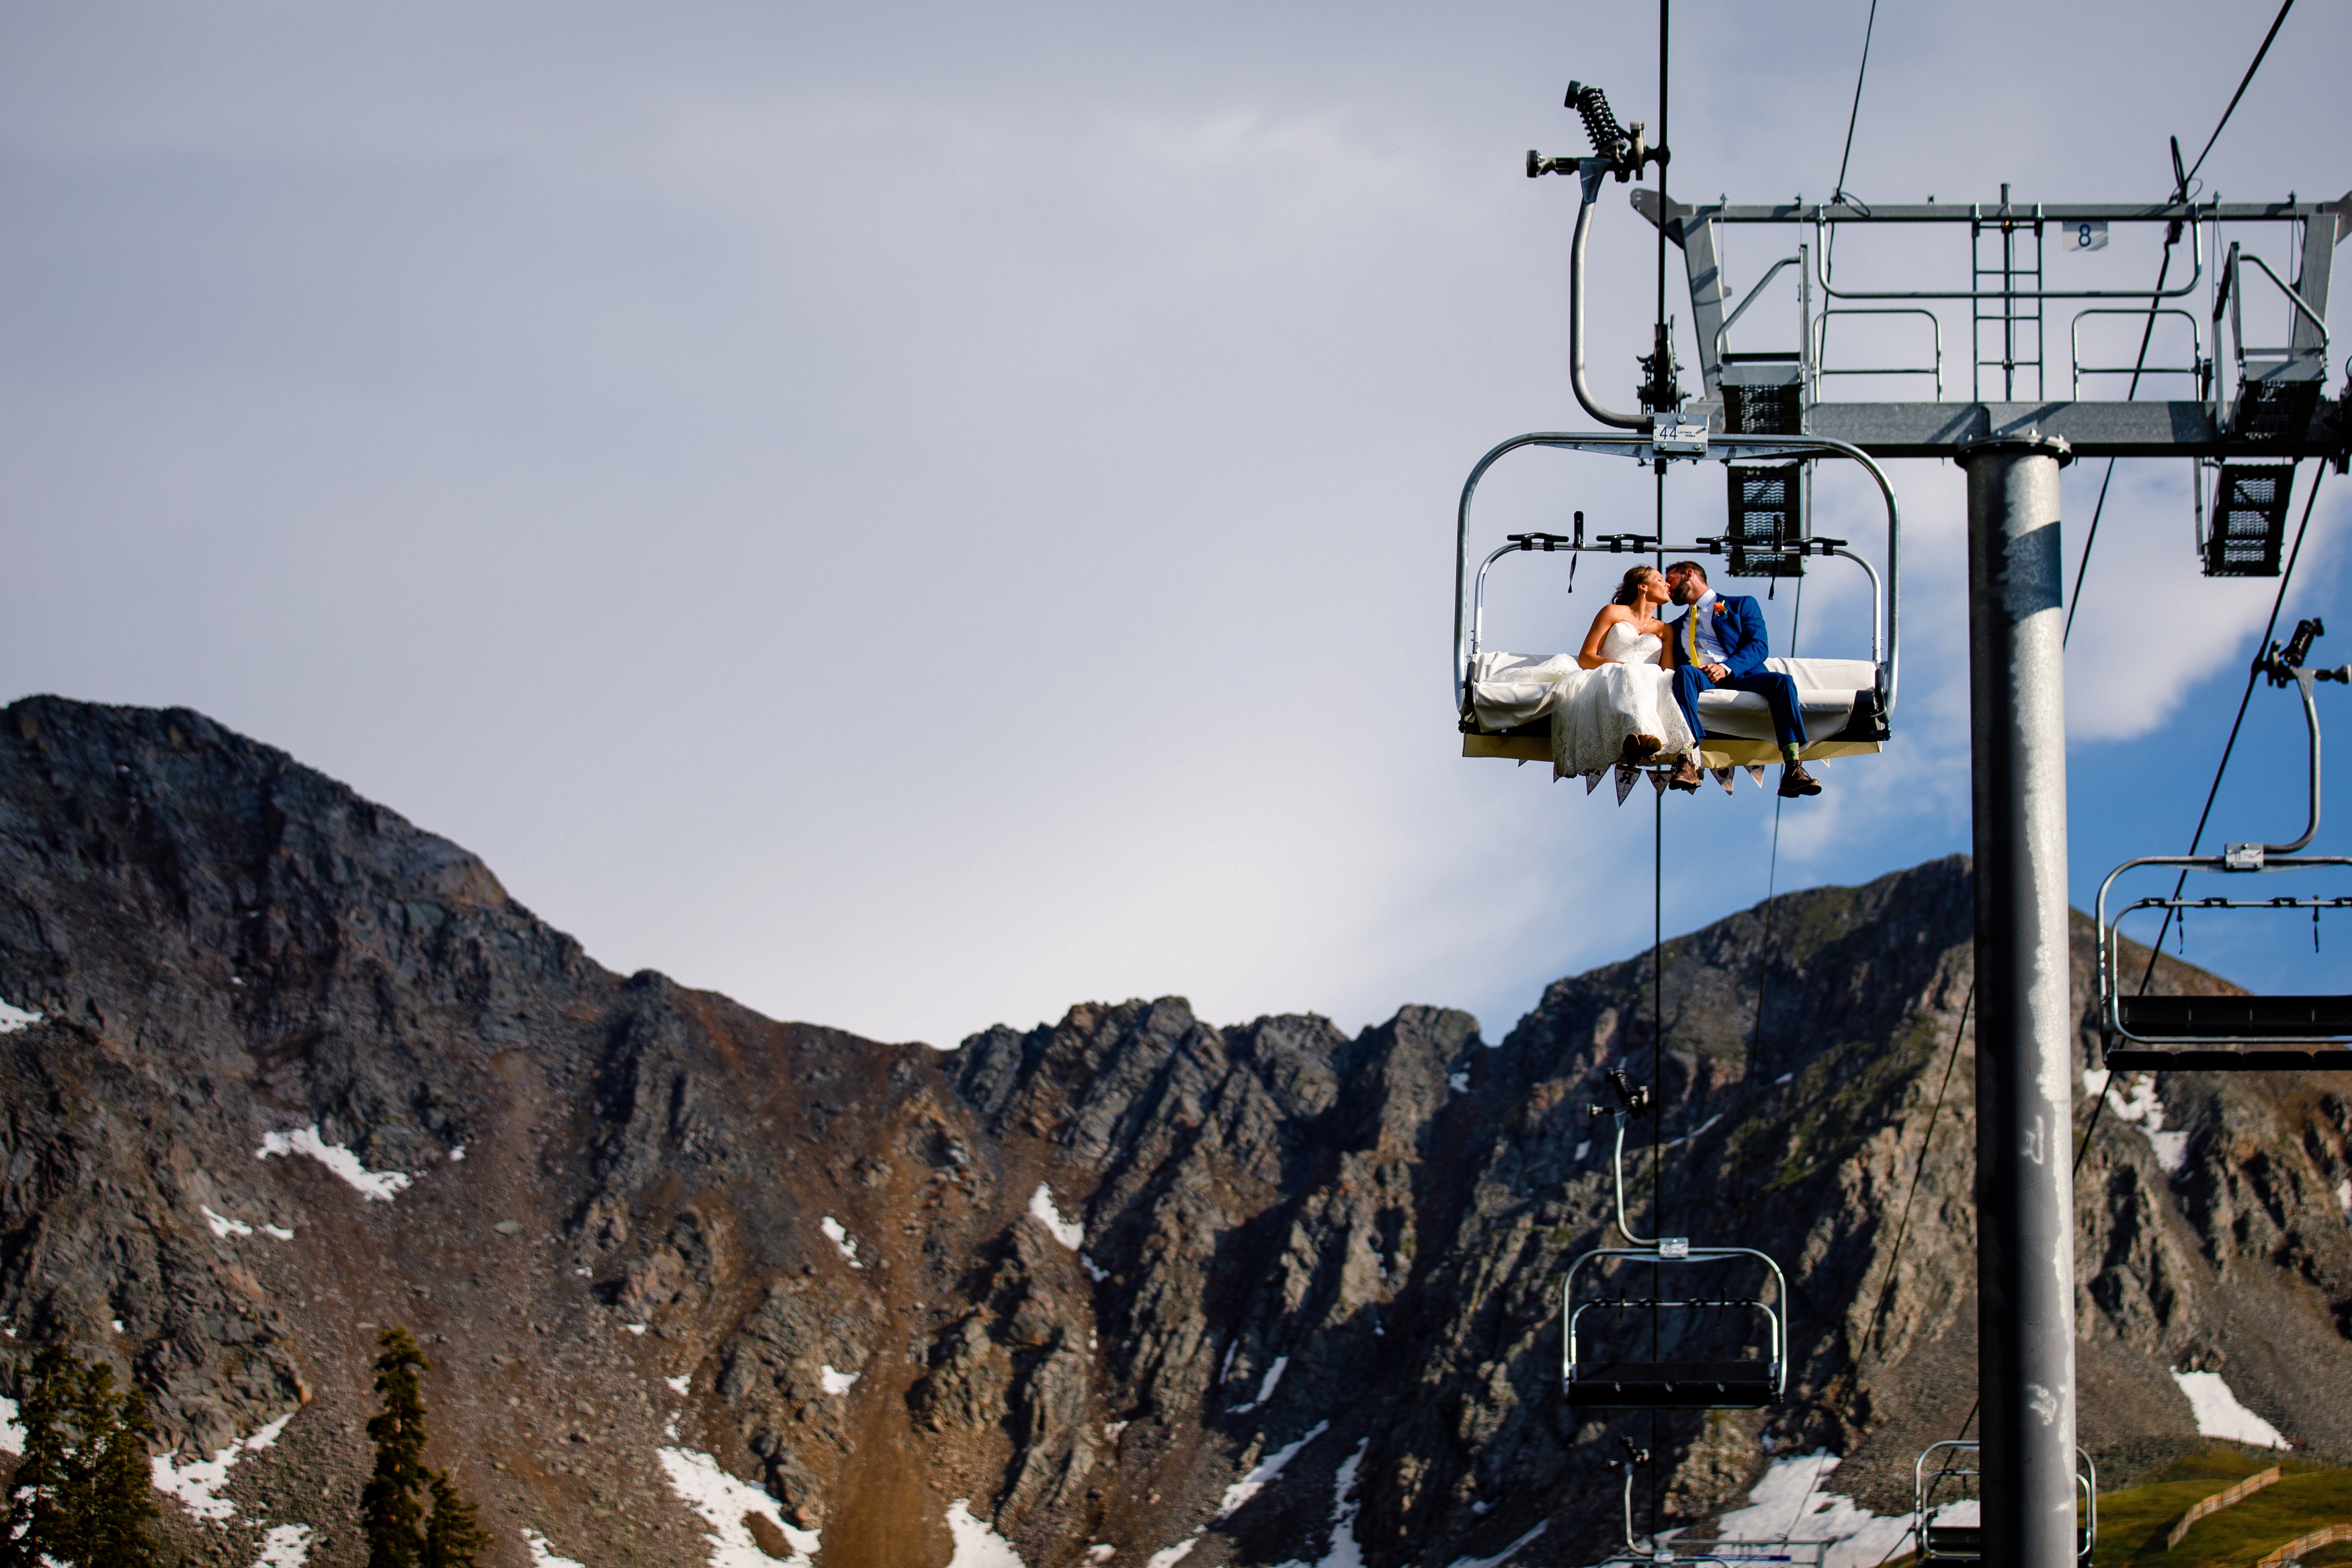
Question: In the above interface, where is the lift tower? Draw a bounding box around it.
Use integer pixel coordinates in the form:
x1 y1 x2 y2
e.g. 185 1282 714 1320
1519 114 2350 1568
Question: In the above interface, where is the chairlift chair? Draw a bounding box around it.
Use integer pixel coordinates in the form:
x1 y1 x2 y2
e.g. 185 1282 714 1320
1455 478 1898 773
1913 1440 2095 1565
2097 619 2352 1070
1457 81 1904 779
1593 1440 1833 1568
1561 1074 1789 1409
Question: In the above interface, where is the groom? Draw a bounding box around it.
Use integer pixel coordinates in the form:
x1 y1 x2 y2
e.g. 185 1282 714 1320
1662 561 1823 799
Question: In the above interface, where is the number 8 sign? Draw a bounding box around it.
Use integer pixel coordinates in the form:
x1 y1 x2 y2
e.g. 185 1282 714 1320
2063 220 2110 252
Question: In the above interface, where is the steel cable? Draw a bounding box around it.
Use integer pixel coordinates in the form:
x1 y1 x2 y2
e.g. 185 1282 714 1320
2064 0 2300 642
2181 0 2298 193
2132 466 2328 990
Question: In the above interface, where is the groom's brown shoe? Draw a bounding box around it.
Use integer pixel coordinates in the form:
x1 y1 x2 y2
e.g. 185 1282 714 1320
1669 758 1704 793
1778 761 1823 797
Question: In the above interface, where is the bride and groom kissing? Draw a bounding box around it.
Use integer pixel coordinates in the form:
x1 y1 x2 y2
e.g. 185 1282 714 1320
1566 559 1823 799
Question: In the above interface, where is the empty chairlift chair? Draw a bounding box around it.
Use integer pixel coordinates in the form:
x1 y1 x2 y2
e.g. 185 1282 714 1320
1560 1074 1788 1408
2097 619 2352 1070
1593 1439 1832 1568
1915 1441 2096 1564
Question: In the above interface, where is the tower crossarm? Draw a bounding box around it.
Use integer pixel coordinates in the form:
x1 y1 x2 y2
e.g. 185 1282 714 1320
1626 189 2351 463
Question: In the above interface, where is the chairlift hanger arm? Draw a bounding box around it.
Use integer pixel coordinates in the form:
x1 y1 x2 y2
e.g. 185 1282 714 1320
1566 159 1653 430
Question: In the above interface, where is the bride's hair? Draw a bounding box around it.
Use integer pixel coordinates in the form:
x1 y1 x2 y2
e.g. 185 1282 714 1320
1611 565 1660 608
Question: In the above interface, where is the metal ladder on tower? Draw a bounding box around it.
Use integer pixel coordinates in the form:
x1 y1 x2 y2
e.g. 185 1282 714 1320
1973 183 2046 400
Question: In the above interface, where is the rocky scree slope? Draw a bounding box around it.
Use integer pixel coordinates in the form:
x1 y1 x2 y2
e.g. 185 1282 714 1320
1 695 2349 1568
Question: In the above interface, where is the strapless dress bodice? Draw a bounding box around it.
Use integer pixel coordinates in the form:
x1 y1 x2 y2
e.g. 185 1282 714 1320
1601 620 1665 666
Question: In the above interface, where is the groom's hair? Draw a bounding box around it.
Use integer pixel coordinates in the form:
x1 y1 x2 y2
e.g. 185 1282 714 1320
1665 560 1708 584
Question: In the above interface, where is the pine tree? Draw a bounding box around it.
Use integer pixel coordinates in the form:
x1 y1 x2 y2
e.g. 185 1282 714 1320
0 1345 158 1568
360 1328 431 1568
0 1344 74 1568
420 1469 489 1568
84 1373 159 1568
356 1328 488 1568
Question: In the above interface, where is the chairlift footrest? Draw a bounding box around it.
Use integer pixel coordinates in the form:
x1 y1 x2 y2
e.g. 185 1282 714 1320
2105 1044 2352 1070
1566 1362 1779 1407
2114 993 2352 1045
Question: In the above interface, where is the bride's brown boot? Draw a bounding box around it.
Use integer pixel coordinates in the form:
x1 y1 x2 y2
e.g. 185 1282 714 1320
1620 733 1664 765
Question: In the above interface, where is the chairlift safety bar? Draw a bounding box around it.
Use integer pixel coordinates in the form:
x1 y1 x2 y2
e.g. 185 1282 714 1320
1466 537 1884 691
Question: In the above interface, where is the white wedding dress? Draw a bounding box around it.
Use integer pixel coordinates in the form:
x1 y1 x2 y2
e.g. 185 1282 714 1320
1549 620 1696 780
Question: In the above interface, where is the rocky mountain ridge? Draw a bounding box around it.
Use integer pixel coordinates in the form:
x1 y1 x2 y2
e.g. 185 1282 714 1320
2 694 2350 1568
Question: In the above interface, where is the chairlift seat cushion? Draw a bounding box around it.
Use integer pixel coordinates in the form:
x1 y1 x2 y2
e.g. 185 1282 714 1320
1467 652 1877 740
2116 994 2352 1041
1689 657 1877 742
1567 1361 1777 1407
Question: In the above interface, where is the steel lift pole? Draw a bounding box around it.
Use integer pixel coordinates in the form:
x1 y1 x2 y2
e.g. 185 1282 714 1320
1958 433 2079 1568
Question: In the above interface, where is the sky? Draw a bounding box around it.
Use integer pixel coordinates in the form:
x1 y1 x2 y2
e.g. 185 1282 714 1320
3 0 2348 1050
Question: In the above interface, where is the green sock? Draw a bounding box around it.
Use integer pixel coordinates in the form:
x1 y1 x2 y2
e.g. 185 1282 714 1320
1781 743 1802 764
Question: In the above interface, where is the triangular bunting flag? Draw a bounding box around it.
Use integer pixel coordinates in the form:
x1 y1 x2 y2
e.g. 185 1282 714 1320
1650 767 1670 796
1745 765 1767 787
1585 770 1605 795
1613 763 1639 805
1712 767 1736 794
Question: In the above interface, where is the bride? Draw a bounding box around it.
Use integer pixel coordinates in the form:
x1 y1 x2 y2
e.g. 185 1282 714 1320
1551 564 1697 779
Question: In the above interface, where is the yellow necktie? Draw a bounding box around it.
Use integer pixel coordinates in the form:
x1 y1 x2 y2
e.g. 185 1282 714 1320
1687 609 1701 668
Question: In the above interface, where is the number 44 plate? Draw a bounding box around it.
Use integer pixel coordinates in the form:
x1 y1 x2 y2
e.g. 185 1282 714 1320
2061 220 2109 251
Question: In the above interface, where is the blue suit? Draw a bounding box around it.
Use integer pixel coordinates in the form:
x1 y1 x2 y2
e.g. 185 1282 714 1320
1670 593 1807 750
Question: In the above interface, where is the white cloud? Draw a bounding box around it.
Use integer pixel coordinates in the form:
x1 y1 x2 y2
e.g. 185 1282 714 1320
0 0 2343 1057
